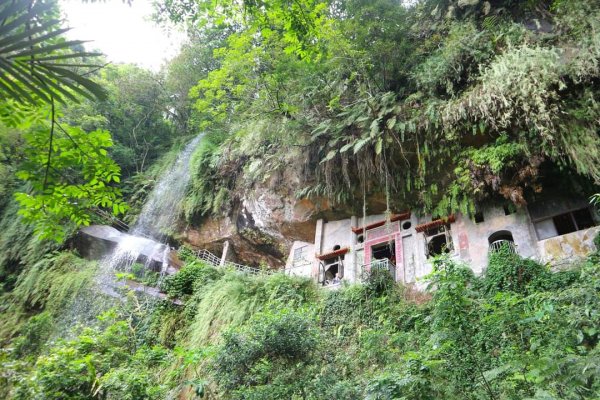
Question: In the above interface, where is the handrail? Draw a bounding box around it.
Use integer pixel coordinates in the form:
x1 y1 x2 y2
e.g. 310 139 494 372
193 248 276 275
360 259 396 281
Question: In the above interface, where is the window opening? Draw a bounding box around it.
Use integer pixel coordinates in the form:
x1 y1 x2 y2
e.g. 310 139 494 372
324 262 339 281
553 213 577 236
357 235 364 244
503 204 515 215
424 225 453 258
371 242 396 265
333 244 341 251
533 207 596 240
428 234 450 257
320 257 344 285
402 221 412 230
474 211 484 223
573 208 595 230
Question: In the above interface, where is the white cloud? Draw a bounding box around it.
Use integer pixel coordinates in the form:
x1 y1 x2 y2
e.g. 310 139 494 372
60 0 184 71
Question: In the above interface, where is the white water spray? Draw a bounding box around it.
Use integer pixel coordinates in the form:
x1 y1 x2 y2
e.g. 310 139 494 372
96 135 203 293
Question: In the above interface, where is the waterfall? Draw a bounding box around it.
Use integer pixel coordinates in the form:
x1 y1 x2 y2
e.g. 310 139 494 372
131 135 202 241
57 135 203 335
96 135 203 294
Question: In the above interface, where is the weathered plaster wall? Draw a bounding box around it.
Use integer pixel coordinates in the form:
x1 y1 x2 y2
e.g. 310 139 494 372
356 213 388 228
285 240 314 278
451 208 539 274
320 219 353 253
538 226 599 266
284 205 599 287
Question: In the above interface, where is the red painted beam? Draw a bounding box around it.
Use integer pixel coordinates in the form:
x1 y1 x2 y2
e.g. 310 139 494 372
415 215 456 233
351 211 411 234
316 247 350 260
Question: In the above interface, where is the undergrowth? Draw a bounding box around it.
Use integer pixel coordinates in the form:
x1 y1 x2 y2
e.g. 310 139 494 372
1 241 599 399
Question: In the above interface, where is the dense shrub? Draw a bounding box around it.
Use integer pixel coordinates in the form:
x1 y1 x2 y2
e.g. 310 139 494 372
8 311 171 400
213 308 318 395
2 248 599 399
160 260 223 298
11 312 53 358
482 245 550 295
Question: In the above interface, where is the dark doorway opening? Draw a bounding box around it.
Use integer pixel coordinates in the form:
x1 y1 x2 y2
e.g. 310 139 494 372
428 234 450 257
372 242 396 264
488 230 514 244
553 213 577 235
324 262 339 281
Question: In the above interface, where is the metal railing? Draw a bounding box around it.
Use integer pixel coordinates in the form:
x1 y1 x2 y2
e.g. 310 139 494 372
360 259 396 281
488 240 517 254
195 249 222 265
322 281 342 289
193 249 275 275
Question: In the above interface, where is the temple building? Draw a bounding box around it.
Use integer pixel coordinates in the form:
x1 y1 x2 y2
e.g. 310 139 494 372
285 196 599 287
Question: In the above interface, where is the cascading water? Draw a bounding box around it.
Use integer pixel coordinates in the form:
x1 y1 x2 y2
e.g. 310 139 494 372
132 134 202 240
96 135 203 294
59 135 203 331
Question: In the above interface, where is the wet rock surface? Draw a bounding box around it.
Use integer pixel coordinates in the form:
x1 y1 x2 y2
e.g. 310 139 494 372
76 225 175 272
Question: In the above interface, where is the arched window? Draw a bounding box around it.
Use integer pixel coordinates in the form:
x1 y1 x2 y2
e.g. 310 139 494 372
333 244 341 251
488 230 516 253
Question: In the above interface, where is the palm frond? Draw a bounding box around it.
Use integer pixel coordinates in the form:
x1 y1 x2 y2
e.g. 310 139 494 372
0 0 107 105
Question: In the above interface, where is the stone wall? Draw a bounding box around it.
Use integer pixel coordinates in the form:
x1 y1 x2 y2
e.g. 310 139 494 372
538 226 599 267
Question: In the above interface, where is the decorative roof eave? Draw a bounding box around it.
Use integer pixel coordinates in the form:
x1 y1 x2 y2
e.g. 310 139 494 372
415 215 456 233
351 211 411 234
316 247 350 261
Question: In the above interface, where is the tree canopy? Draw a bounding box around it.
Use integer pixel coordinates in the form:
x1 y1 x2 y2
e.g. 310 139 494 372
160 0 600 221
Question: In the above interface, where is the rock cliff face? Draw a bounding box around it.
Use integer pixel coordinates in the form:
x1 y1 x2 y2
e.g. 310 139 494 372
180 167 392 269
182 176 327 268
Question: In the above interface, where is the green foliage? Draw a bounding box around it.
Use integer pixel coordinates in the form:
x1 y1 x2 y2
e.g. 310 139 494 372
184 271 317 346
363 262 398 295
63 64 178 177
0 100 127 242
129 263 160 287
183 130 231 220
10 311 171 400
10 311 53 358
483 245 549 295
14 118 126 241
4 2 600 396
214 308 318 394
0 199 59 296
0 0 106 105
0 251 96 343
414 21 507 97
161 260 223 299
9 251 97 314
2 247 600 399
0 0 135 241
159 0 600 219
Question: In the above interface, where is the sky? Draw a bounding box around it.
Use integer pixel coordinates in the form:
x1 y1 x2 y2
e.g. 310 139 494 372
60 0 185 71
